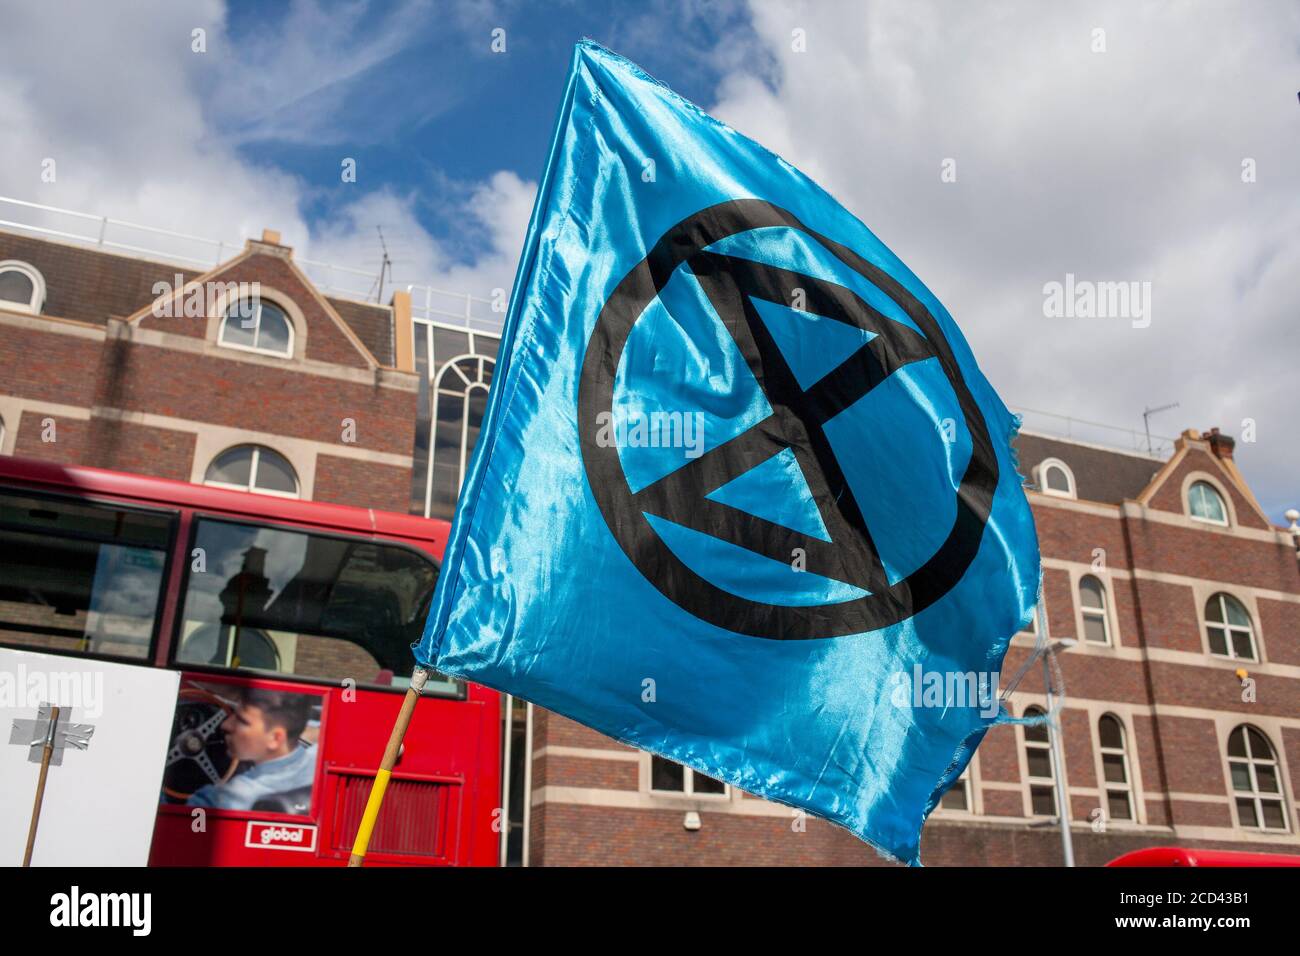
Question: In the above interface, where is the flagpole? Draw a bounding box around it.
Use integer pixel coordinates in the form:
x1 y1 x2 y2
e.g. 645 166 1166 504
21 705 60 867
347 667 429 867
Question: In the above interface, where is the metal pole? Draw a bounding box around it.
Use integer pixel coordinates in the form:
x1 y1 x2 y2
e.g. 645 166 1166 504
499 694 514 867
520 702 534 867
1042 656 1075 867
1036 600 1075 867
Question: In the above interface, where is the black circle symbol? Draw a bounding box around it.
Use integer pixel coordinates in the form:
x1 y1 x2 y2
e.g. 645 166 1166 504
578 200 998 639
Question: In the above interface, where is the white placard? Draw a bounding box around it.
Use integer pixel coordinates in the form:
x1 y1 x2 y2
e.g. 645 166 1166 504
0 648 179 866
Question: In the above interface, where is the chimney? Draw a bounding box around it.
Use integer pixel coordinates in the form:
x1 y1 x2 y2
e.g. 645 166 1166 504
245 228 293 259
1204 426 1235 461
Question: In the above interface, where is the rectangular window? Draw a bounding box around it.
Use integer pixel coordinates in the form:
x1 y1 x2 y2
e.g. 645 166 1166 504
175 518 459 696
0 489 173 660
939 773 971 812
650 755 727 796
1026 749 1053 779
1107 789 1133 821
1030 785 1057 816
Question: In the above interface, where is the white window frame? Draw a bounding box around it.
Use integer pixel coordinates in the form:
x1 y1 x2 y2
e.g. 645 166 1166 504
1095 714 1135 824
1020 706 1059 818
203 445 300 499
1203 592 1258 662
422 352 495 518
934 760 980 816
217 297 294 359
1019 602 1039 636
1183 475 1233 527
0 260 47 314
1077 574 1112 646
648 754 731 800
1035 457 1076 499
1226 726 1290 833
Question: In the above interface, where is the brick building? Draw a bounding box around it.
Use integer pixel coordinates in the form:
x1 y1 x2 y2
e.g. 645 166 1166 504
0 225 497 518
522 428 1300 865
2 221 1296 867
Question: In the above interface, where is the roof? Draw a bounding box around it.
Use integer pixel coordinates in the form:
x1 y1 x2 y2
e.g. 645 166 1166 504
327 295 394 366
1014 430 1163 505
0 230 396 364
0 454 445 546
0 230 198 324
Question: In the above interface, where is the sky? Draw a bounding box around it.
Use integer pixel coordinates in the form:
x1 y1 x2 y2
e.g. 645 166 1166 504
0 0 1296 519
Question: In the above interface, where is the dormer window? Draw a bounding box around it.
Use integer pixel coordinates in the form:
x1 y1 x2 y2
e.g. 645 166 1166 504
1036 458 1075 499
218 297 293 358
0 260 46 314
1188 480 1228 526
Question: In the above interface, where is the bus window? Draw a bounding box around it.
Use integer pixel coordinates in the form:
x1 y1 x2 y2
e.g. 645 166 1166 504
175 518 459 695
0 489 172 660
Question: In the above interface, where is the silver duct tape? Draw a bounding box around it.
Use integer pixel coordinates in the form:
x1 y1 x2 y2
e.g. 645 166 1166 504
8 702 96 765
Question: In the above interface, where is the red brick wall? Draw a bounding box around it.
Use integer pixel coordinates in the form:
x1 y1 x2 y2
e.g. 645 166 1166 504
1257 598 1300 666
94 339 414 457
1125 519 1296 592
13 410 92 464
313 455 412 514
1147 446 1270 530
1131 577 1200 652
137 252 375 368
1034 505 1129 568
4 328 417 511
88 418 195 479
529 803 1286 867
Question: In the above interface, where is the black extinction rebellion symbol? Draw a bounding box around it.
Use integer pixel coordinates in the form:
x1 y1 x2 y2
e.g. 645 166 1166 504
578 199 999 640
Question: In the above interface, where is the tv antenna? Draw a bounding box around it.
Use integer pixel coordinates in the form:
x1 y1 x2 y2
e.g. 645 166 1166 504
1143 402 1179 453
374 226 393 304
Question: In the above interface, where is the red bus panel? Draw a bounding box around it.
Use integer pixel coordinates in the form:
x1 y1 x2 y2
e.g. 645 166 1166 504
0 456 500 867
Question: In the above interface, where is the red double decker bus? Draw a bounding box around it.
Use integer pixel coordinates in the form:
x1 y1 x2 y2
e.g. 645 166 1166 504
0 455 500 867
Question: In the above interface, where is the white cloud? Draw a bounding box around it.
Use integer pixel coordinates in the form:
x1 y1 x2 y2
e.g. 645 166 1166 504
0 0 1294 517
304 171 534 305
708 0 1300 517
0 0 530 309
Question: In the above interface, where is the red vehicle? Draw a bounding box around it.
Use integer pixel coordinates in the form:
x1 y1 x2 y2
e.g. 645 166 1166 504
0 455 500 867
1108 847 1300 867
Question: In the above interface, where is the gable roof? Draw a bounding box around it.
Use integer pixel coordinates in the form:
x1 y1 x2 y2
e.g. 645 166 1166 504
0 229 396 366
1014 430 1162 505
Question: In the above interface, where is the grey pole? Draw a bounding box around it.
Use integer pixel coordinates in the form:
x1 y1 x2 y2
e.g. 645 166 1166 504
1037 599 1076 867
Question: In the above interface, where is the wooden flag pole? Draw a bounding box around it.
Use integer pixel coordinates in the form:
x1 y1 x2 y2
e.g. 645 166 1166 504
22 705 60 867
348 667 429 867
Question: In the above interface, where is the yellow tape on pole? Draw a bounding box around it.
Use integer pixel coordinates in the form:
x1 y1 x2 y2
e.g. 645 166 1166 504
347 668 428 868
349 768 392 865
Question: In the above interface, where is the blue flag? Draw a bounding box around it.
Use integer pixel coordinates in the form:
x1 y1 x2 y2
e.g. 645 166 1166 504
415 40 1039 865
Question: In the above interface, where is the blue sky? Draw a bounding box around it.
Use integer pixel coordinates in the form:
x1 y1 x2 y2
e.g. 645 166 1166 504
221 0 766 271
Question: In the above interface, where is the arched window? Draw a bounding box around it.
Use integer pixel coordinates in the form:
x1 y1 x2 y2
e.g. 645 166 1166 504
0 260 46 314
1205 593 1257 661
217 297 293 358
1022 706 1057 816
1098 715 1133 821
424 354 494 520
1078 575 1111 645
1188 480 1228 526
1227 726 1288 831
1037 458 1075 499
204 445 299 498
